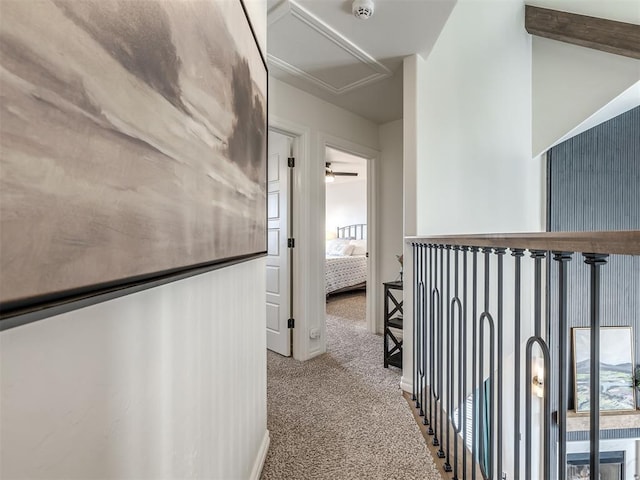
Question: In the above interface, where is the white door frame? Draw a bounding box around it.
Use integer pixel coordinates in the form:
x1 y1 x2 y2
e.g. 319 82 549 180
319 133 379 335
268 117 380 361
269 116 311 361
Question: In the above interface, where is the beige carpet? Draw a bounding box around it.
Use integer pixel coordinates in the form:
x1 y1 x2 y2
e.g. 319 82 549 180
260 291 441 480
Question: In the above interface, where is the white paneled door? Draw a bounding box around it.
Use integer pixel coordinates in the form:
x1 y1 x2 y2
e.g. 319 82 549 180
266 130 291 356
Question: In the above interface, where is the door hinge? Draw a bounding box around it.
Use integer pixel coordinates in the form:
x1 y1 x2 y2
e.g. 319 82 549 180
288 238 295 248
287 157 295 168
287 318 295 328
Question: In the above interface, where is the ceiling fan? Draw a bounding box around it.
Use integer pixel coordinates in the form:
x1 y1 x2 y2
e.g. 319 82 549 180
325 162 358 183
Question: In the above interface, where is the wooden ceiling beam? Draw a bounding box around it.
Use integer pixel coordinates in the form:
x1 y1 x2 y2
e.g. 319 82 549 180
525 5 640 60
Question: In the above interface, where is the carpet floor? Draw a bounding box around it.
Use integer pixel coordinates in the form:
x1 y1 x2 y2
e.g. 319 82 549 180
260 291 441 480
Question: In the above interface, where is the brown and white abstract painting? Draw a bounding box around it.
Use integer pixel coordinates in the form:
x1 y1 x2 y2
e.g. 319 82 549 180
0 0 266 308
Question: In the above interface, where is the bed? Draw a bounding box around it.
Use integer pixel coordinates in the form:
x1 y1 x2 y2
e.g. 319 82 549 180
325 224 367 296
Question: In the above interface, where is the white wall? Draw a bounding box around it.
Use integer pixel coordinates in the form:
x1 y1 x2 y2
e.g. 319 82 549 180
1 260 268 480
403 0 545 477
325 180 367 237
531 39 640 156
378 119 404 333
0 3 269 479
269 77 379 360
414 2 543 236
527 0 640 155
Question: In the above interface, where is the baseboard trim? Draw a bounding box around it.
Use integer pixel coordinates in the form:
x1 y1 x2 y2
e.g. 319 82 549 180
249 430 270 480
400 376 413 393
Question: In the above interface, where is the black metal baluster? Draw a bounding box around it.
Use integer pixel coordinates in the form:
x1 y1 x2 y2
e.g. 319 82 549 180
429 245 436 434
429 245 440 447
438 245 446 458
584 253 608 480
479 248 493 480
444 246 452 472
495 248 505 480
415 245 421 408
422 245 430 426
525 337 551 480
531 251 547 337
511 248 525 480
479 311 495 480
470 246 479 480
416 243 421 406
417 244 424 417
553 252 573 480
462 246 469 480
526 250 549 480
451 247 463 480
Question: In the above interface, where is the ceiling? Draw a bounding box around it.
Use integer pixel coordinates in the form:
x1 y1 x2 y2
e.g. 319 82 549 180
267 0 456 124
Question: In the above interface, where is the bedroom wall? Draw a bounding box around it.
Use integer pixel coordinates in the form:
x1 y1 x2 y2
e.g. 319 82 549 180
0 3 269 479
269 77 379 360
325 180 367 238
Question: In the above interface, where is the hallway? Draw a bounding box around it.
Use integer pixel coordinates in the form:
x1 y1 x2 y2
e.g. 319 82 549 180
261 292 441 479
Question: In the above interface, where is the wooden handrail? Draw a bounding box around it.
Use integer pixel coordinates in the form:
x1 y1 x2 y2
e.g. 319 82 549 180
405 231 640 256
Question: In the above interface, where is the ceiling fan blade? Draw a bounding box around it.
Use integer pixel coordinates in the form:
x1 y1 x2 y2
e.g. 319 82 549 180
333 172 358 176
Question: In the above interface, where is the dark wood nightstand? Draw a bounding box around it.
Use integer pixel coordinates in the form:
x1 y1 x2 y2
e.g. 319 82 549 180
383 281 403 368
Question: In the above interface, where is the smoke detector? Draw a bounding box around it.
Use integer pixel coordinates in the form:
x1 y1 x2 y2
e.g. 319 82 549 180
352 0 374 20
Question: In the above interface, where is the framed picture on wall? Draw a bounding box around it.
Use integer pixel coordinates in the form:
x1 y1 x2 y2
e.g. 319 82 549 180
0 0 267 328
573 326 636 413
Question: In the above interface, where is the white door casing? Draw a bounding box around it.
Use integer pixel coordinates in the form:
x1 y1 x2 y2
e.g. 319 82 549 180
266 130 291 356
320 133 378 336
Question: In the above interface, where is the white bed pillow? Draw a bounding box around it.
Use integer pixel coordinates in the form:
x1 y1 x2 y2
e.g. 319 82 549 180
349 239 367 256
326 239 354 256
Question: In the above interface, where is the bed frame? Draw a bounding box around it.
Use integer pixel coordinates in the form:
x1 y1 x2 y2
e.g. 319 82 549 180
336 223 366 240
327 224 367 297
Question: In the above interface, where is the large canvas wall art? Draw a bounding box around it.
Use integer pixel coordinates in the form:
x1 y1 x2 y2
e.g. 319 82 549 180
0 0 267 322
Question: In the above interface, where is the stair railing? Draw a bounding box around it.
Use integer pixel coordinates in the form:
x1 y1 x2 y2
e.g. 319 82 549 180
406 231 640 480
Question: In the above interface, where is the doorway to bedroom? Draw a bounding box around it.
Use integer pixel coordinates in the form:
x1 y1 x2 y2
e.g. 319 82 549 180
324 146 369 348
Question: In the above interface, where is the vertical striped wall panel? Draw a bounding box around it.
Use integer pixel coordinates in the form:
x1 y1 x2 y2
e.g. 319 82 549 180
0 259 268 479
548 106 640 414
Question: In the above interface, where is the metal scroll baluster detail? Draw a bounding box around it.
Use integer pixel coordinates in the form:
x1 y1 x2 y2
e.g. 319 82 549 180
429 245 436 434
444 246 452 472
553 251 573 480
407 238 624 479
422 245 429 426
527 250 549 480
470 246 479 480
584 253 608 480
525 336 551 480
479 247 493 480
479 310 495 480
429 246 437 437
432 246 441 447
437 245 445 457
450 246 463 480
462 246 468 480
417 245 424 417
